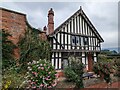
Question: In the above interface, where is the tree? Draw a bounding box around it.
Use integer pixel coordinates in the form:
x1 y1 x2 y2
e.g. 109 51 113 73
2 29 16 71
18 28 51 70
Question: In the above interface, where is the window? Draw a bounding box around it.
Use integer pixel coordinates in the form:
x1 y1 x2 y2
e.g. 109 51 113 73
84 37 88 45
76 36 79 45
71 36 80 46
72 36 75 46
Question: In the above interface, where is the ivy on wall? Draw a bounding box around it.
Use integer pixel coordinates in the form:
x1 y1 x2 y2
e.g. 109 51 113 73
18 28 51 70
2 29 16 71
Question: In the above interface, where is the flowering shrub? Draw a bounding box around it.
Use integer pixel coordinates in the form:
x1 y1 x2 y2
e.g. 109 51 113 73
93 62 112 83
26 59 57 89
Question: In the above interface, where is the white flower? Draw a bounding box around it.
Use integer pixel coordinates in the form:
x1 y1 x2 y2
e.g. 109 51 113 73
28 66 31 69
27 72 29 74
33 60 36 64
29 68 32 71
27 62 31 65
37 61 39 63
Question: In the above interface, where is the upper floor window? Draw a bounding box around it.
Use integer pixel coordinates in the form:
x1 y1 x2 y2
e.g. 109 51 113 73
71 36 80 46
81 37 88 46
84 37 88 45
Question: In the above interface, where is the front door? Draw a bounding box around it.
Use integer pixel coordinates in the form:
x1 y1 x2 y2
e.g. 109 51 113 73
88 53 93 71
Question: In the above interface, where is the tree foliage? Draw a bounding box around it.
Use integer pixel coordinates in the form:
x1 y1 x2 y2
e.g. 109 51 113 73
18 28 51 70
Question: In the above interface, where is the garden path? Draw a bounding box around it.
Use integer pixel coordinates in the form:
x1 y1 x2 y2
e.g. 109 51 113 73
87 81 120 88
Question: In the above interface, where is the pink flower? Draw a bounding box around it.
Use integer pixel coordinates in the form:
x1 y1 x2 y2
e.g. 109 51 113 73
47 76 50 78
38 67 41 69
45 78 48 80
48 86 52 88
40 84 44 87
48 72 51 74
30 82 33 84
45 77 51 80
55 74 59 78
52 81 57 87
44 64 46 66
40 64 42 66
41 67 44 70
32 86 36 88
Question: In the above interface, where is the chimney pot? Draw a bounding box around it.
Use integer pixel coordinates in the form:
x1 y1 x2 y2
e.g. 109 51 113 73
48 8 54 16
43 26 47 31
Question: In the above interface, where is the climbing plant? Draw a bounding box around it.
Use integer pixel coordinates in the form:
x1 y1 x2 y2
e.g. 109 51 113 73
2 29 16 71
18 28 51 70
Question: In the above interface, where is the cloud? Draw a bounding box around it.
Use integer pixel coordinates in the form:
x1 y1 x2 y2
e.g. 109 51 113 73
1 2 118 49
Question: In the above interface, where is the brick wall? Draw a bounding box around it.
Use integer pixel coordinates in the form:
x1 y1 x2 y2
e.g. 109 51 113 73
0 8 26 45
1 8 47 60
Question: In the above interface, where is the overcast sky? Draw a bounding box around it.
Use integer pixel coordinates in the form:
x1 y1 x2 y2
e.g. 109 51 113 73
1 1 119 50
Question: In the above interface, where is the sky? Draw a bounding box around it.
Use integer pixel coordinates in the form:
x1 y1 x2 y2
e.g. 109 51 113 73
1 1 119 51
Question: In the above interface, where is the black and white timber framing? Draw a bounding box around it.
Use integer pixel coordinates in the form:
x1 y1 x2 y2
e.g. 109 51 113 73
48 7 104 70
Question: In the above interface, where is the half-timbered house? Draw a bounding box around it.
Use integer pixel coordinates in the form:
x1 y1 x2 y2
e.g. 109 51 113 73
47 6 104 72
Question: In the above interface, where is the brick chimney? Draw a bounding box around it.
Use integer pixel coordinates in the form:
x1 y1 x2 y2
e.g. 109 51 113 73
48 8 54 35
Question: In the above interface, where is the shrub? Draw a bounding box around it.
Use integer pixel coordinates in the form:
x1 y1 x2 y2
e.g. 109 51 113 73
114 58 120 77
93 62 112 84
64 67 77 82
2 66 26 89
64 56 84 88
93 63 99 76
26 59 57 89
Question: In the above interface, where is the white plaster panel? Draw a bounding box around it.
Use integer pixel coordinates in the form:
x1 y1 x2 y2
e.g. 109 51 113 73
59 58 61 69
55 58 58 69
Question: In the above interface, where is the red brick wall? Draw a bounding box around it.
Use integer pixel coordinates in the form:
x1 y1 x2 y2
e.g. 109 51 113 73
0 9 26 45
39 32 47 41
1 8 26 59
